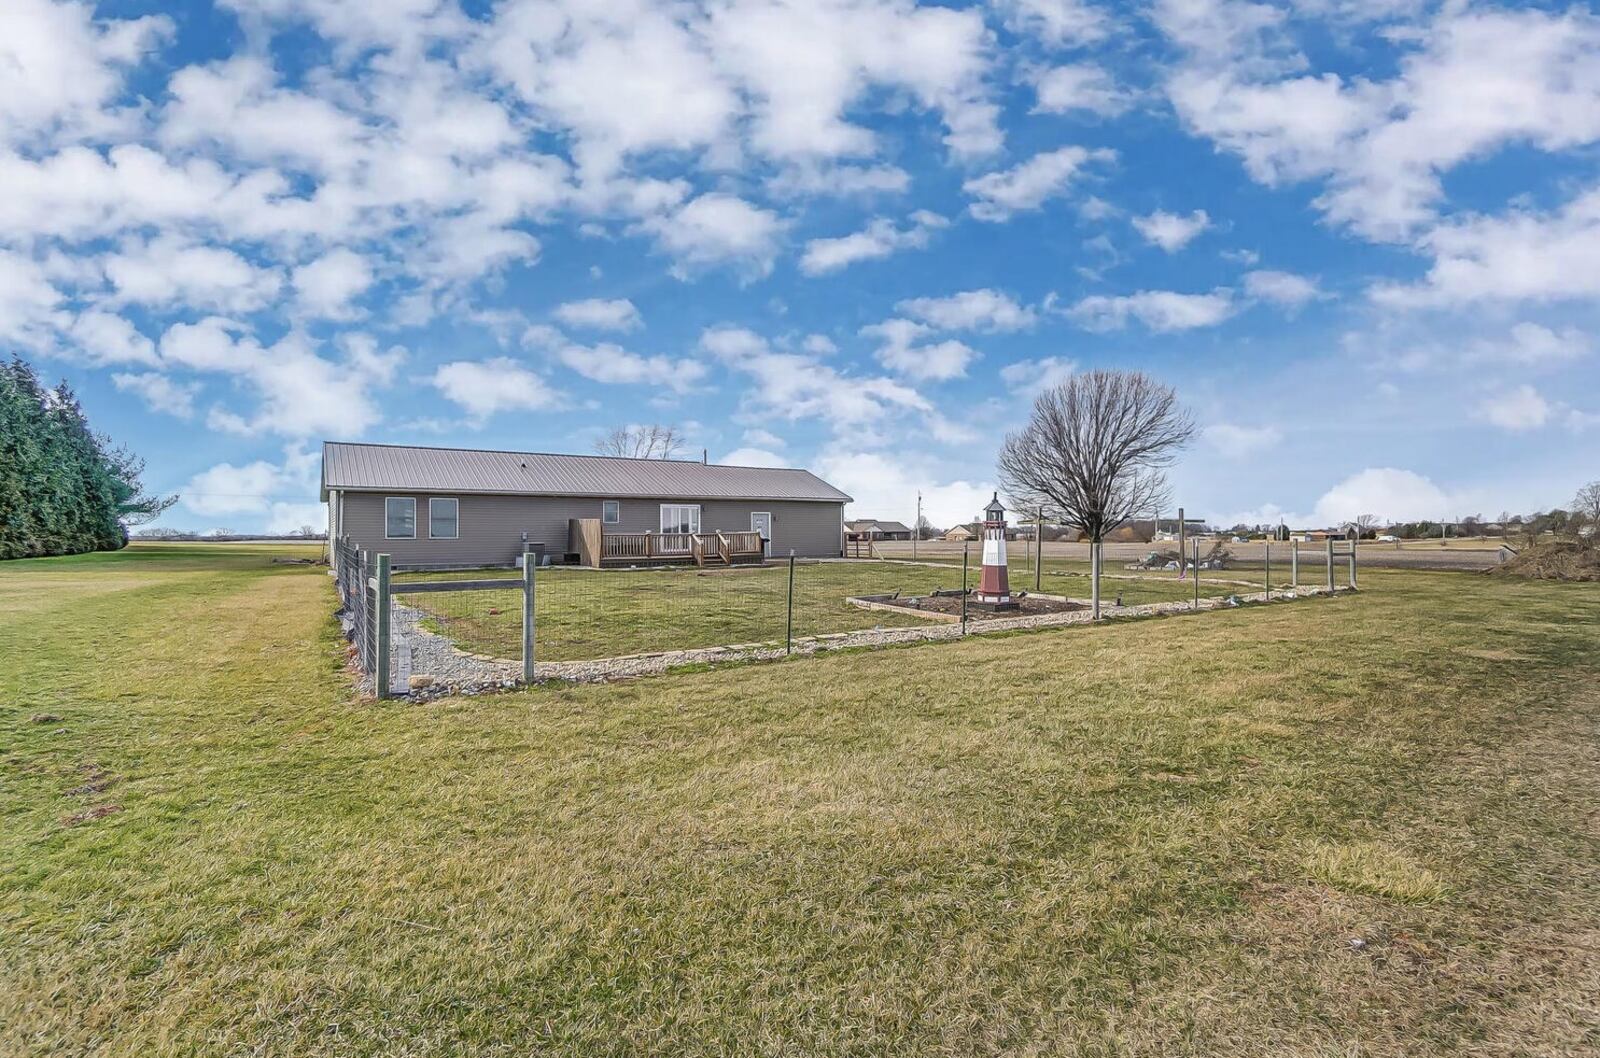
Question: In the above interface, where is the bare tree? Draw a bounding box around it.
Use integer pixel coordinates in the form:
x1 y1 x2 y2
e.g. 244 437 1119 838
915 513 939 541
1354 513 1381 540
998 371 1195 617
593 424 685 460
1574 481 1600 545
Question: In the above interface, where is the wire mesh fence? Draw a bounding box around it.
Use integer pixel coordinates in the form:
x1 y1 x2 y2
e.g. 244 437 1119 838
336 537 1358 696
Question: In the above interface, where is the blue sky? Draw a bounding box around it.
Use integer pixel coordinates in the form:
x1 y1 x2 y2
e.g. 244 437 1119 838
5 0 1598 532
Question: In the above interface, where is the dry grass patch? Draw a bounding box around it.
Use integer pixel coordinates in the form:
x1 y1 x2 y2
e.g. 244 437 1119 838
2 550 1599 1056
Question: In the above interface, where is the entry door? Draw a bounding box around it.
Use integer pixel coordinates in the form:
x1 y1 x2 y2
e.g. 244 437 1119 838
750 511 773 556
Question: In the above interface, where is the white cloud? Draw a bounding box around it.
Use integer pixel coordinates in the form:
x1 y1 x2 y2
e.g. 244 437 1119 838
861 319 979 382
1204 422 1283 457
991 0 1109 48
157 318 388 438
1311 467 1453 524
1029 63 1130 117
0 252 67 352
639 193 784 279
1132 209 1211 252
178 444 322 526
701 325 930 431
705 0 1000 161
719 446 789 468
265 501 328 535
766 163 910 198
1068 289 1237 331
66 311 158 366
895 288 1036 332
103 236 282 313
799 212 946 276
112 372 199 418
0 0 171 149
553 297 643 332
1477 385 1550 432
1370 187 1600 307
999 355 1076 394
1243 269 1321 308
431 357 563 422
964 146 1115 221
1500 323 1591 366
816 448 995 529
552 340 706 393
292 248 373 319
742 427 786 448
1162 6 1600 241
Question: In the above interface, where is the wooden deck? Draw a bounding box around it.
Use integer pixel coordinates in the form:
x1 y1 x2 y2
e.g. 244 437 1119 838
568 520 767 568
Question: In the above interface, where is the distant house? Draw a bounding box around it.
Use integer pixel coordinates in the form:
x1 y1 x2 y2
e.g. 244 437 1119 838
943 521 1019 542
1288 529 1349 542
845 519 913 542
323 441 851 569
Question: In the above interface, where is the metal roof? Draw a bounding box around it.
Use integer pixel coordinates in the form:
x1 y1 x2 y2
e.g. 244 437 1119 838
321 442 852 503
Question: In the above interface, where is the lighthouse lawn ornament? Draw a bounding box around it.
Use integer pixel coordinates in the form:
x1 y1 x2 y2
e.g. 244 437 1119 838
973 493 1019 612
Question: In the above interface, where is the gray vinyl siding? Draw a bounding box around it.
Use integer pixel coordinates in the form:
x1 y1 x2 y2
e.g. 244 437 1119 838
339 491 844 568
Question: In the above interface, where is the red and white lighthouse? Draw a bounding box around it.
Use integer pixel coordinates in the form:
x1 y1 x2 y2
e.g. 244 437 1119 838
975 493 1017 609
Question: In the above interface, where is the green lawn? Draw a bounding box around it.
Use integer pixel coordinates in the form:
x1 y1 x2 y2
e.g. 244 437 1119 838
4 543 1599 1056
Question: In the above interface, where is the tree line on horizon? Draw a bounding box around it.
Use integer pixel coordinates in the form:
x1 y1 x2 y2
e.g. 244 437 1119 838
0 356 174 560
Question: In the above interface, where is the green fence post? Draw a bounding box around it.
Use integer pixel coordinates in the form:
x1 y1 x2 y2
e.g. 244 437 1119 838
961 543 969 634
522 549 536 683
375 553 391 699
786 550 795 655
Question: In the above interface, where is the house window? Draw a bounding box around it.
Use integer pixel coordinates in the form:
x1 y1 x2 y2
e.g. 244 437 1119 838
429 497 459 540
385 497 416 539
659 504 700 535
602 500 620 525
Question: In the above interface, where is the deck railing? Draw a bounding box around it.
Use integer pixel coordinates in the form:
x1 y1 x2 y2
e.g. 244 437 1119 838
597 529 766 564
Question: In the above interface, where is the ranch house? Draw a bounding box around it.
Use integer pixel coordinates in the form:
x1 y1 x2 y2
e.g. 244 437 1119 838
322 441 851 570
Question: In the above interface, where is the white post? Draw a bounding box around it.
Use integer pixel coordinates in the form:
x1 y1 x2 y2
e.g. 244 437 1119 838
1091 539 1102 620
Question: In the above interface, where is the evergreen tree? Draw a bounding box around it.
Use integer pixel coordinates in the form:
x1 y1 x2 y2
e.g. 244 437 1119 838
0 356 175 559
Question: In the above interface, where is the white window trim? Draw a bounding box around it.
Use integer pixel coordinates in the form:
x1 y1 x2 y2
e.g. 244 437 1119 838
428 497 460 540
385 496 416 540
659 503 701 542
602 499 620 525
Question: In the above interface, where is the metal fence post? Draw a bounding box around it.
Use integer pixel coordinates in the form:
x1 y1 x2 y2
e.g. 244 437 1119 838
1291 542 1299 588
522 549 536 683
1177 506 1186 579
961 543 969 634
1193 538 1200 610
786 550 795 654
1326 538 1335 592
1035 508 1043 592
1349 541 1358 590
375 553 391 699
1264 542 1271 599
